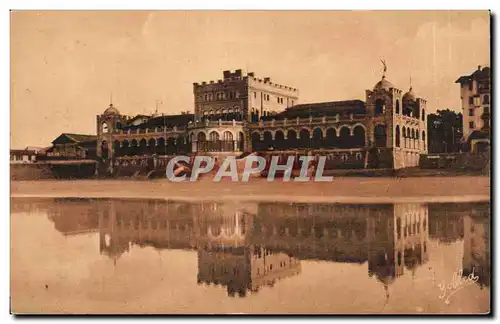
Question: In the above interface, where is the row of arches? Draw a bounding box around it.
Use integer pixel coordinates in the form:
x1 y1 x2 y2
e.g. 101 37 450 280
201 107 244 122
196 131 245 152
375 99 426 121
101 136 191 158
250 125 386 150
395 126 426 150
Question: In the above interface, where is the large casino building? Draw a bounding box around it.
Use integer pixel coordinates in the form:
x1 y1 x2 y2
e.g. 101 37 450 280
96 68 428 174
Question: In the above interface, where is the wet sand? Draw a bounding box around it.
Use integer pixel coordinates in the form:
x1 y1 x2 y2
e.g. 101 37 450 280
10 176 490 203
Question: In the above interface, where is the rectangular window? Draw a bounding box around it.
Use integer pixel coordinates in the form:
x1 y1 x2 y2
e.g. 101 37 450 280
469 97 474 105
254 92 257 99
484 106 490 113
469 121 475 129
469 109 474 116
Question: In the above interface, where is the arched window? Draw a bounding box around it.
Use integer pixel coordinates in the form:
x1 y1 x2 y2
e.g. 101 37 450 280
325 128 337 148
339 126 350 148
101 141 109 158
121 140 130 156
139 138 147 155
422 109 426 122
197 132 206 142
166 137 177 154
374 125 387 148
251 132 261 150
222 131 233 141
263 131 273 149
220 131 233 152
422 130 426 142
299 129 310 148
113 140 120 156
102 122 109 134
238 131 245 151
395 100 400 114
312 128 323 148
287 129 298 148
375 99 385 115
275 130 286 149
209 131 220 142
403 101 411 117
352 125 366 148
395 125 401 147
483 95 490 105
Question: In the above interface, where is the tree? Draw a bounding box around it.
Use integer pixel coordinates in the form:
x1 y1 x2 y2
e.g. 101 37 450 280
427 109 463 153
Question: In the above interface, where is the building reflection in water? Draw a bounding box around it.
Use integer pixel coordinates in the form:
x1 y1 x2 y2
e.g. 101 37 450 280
461 203 490 288
38 198 490 297
426 202 490 288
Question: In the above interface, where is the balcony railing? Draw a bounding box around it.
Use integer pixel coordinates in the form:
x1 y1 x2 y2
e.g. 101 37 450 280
196 140 242 152
113 126 188 135
189 120 245 129
247 115 367 128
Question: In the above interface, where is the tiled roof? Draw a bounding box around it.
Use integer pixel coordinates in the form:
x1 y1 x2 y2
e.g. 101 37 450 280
52 133 97 144
124 114 195 130
455 66 490 83
275 100 366 118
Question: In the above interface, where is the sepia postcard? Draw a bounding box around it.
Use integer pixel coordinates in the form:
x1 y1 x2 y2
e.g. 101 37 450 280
10 10 491 315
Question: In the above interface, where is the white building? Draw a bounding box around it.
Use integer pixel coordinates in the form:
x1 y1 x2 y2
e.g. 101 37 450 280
455 65 490 153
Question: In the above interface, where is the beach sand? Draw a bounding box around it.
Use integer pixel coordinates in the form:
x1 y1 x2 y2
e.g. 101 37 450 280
10 176 490 203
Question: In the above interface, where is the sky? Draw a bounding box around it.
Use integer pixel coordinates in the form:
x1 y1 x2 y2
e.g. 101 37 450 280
10 10 490 149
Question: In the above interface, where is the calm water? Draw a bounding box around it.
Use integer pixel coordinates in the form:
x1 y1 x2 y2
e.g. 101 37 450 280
10 198 490 314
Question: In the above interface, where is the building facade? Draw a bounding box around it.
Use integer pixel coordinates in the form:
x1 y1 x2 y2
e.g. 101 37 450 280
95 199 430 298
455 65 491 153
43 133 97 160
10 149 38 164
96 68 428 172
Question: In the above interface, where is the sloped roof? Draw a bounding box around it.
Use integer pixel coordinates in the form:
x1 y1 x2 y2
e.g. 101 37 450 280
455 66 491 83
124 114 195 130
467 130 489 142
275 100 366 119
52 133 97 144
10 149 37 155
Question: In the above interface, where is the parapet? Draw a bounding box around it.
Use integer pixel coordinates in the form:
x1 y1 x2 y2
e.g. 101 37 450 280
223 69 244 80
194 69 299 93
248 74 298 93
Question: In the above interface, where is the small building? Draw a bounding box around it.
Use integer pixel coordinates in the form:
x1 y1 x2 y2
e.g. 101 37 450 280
10 148 37 163
44 133 97 159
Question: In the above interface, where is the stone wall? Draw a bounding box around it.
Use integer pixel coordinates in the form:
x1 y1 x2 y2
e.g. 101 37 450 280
10 163 54 180
419 153 490 171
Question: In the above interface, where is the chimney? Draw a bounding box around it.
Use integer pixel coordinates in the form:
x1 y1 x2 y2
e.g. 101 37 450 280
235 69 242 77
223 70 231 79
264 77 271 83
247 72 255 77
478 65 482 71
